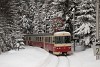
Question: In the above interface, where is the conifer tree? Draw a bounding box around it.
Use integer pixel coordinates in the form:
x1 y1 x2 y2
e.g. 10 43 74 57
74 0 96 46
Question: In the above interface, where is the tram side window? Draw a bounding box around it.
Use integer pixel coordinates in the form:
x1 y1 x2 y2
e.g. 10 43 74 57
41 37 43 42
36 37 38 42
33 37 34 41
46 37 47 42
53 37 55 43
48 37 50 43
45 37 47 42
37 37 38 42
29 37 31 40
51 37 54 44
50 37 52 44
26 37 28 40
39 37 41 42
38 37 39 42
42 37 44 42
31 36 33 41
47 37 49 43
36 37 37 41
34 37 35 41
33 37 35 41
35 37 36 41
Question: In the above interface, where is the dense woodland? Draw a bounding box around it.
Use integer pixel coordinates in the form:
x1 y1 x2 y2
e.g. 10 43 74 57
0 0 96 53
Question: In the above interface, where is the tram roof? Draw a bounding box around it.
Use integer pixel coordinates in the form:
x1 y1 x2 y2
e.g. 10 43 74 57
54 31 71 36
24 31 71 37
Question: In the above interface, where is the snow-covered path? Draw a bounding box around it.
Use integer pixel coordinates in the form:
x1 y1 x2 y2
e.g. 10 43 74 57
0 46 100 67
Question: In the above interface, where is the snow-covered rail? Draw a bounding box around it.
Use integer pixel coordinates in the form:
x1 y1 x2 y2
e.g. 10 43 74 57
41 54 59 67
57 56 70 67
40 54 70 67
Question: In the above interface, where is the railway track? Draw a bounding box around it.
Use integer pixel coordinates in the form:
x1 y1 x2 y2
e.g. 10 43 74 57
41 54 59 67
65 56 70 67
57 56 70 67
33 47 71 67
40 54 70 67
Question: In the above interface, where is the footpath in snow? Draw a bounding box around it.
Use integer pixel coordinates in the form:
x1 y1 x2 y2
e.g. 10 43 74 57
0 46 100 67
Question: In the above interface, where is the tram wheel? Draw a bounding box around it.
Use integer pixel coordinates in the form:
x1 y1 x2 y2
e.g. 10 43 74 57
49 51 53 54
62 52 67 56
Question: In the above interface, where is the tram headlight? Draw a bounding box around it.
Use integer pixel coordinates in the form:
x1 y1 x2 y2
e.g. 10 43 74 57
59 47 61 49
64 47 66 49
68 47 71 49
57 47 59 49
56 47 60 49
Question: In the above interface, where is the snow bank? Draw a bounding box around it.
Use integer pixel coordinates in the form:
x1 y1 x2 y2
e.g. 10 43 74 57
0 46 49 67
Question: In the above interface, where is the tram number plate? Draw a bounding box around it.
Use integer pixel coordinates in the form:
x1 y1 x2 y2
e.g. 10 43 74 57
93 46 100 60
93 46 100 56
96 47 100 55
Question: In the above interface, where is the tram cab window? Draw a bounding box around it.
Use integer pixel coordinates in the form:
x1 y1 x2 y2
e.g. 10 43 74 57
55 36 71 44
65 36 71 43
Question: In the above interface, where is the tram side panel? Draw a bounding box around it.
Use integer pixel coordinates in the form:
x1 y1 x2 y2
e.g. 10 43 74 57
44 36 54 52
31 36 44 48
44 42 54 52
24 36 32 46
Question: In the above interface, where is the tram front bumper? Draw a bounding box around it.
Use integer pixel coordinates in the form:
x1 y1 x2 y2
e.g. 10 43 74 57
53 46 71 52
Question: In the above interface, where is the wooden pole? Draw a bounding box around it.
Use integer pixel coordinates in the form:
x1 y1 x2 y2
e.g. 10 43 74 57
96 0 99 40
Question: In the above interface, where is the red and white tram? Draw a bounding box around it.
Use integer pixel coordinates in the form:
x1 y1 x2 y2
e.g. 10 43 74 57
24 31 73 55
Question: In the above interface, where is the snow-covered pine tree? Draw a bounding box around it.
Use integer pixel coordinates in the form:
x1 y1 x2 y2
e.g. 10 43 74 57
0 0 17 52
74 0 96 47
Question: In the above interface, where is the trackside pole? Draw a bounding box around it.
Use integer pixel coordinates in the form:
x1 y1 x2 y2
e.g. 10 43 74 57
93 0 100 60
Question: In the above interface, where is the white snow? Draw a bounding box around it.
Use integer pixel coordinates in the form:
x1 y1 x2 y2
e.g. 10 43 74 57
58 56 70 67
0 46 100 67
41 54 58 67
0 46 49 67
67 48 100 67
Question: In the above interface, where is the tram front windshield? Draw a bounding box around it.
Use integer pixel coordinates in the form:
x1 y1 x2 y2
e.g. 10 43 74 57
55 36 71 44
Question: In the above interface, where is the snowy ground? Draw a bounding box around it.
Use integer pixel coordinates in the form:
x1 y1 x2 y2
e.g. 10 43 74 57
0 46 100 67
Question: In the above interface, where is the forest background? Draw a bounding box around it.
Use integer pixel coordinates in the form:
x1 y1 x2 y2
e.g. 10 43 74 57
0 0 96 52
